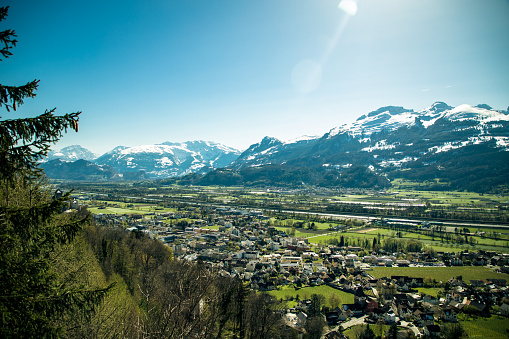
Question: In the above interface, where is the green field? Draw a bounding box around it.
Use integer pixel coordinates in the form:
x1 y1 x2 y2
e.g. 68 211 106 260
344 324 401 339
369 266 509 283
267 285 354 308
88 206 151 215
461 315 509 339
85 199 175 215
415 287 441 297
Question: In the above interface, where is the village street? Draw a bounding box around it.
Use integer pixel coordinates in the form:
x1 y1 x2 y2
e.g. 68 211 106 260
339 315 367 330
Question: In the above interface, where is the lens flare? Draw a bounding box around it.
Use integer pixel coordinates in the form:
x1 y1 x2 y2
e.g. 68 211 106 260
338 0 358 16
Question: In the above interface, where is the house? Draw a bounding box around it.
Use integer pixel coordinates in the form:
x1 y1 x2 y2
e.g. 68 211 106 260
367 307 385 321
342 303 364 317
365 299 379 313
382 311 397 324
423 294 439 305
415 311 434 326
486 279 506 287
396 304 412 319
354 286 367 308
424 324 441 337
325 311 341 325
466 300 490 315
394 293 408 306
441 307 458 322
295 312 308 325
446 291 463 303
406 293 420 307
470 280 485 287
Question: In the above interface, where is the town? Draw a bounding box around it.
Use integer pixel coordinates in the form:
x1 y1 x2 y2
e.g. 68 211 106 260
86 195 509 338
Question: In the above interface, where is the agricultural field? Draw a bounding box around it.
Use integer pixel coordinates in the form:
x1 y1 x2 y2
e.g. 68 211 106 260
460 315 509 339
415 287 441 297
85 200 174 215
267 285 354 308
369 266 509 283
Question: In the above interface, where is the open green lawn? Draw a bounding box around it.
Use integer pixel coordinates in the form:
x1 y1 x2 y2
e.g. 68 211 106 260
460 315 509 339
267 285 354 308
369 266 509 283
87 200 176 215
88 206 151 215
202 225 220 230
344 324 402 339
415 287 441 297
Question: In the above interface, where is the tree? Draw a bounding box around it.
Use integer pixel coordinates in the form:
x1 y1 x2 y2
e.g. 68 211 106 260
357 324 376 339
243 293 286 339
305 316 326 339
387 323 398 339
0 7 110 337
308 294 325 317
440 323 467 339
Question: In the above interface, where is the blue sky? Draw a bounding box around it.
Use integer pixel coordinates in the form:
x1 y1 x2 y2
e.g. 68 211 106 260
2 0 509 154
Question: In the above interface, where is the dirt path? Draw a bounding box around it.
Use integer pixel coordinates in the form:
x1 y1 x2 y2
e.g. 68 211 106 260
355 227 377 233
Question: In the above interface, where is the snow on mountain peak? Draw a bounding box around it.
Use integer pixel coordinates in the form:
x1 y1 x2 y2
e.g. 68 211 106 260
428 101 452 113
120 144 173 155
364 106 414 118
445 104 509 123
327 105 417 138
283 135 319 145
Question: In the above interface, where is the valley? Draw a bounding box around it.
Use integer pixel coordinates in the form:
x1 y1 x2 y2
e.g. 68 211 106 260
43 101 509 338
60 180 509 338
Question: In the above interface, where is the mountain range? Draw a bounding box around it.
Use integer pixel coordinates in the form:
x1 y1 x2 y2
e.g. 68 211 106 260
40 102 509 192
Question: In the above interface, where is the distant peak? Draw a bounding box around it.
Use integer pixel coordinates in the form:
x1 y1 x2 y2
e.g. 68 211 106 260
475 104 492 110
366 106 413 118
429 101 452 113
260 136 281 144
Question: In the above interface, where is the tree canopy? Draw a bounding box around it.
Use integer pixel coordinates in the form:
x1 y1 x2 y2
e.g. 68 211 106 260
0 6 110 337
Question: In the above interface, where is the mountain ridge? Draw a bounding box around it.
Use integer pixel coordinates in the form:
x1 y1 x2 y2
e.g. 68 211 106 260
42 102 509 191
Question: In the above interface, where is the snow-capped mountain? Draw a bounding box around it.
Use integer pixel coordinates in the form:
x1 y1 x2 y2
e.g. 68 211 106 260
223 102 508 191
46 145 97 162
95 141 241 178
42 103 509 190
233 102 509 168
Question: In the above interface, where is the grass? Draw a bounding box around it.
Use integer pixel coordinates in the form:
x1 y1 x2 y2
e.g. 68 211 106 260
460 315 509 339
369 266 509 283
88 207 151 215
344 324 402 339
202 225 220 230
267 285 354 308
415 287 441 297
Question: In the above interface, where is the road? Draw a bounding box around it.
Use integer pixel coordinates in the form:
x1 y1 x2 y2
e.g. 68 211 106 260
339 315 367 330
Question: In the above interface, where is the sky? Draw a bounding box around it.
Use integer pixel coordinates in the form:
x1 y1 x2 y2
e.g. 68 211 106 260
2 0 509 155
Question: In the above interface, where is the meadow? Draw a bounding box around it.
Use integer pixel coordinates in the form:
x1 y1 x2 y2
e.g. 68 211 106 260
369 266 509 283
267 285 354 308
460 315 509 339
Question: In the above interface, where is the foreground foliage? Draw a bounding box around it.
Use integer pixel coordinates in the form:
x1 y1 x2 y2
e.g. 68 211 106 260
0 6 110 337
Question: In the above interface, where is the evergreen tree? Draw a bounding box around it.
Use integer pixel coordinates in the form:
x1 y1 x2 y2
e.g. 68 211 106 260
0 6 110 337
359 324 376 339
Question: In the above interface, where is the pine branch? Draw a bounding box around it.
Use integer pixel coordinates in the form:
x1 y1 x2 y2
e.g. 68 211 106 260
0 110 80 180
0 80 40 111
0 7 17 61
0 28 17 60
0 7 9 21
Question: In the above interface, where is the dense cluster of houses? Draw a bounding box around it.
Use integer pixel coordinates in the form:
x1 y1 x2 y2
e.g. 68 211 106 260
91 205 509 337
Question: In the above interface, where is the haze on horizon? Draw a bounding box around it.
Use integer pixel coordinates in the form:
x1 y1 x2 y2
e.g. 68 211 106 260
2 0 508 155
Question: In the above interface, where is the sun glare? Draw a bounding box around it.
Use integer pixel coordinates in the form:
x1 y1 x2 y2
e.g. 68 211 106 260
338 0 358 16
